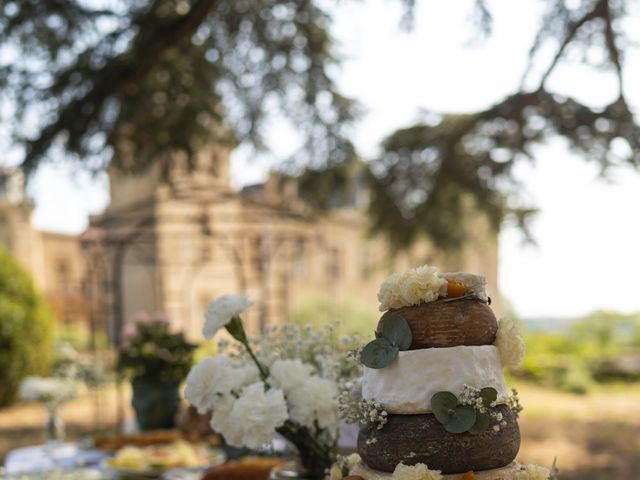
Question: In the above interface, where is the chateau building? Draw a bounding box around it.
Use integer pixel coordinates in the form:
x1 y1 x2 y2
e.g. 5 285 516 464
0 147 500 343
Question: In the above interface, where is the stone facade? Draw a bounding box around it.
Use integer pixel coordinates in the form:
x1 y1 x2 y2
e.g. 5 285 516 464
0 168 88 326
1 149 500 344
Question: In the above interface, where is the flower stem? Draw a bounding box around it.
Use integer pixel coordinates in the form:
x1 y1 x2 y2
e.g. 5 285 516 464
277 421 335 480
241 339 269 381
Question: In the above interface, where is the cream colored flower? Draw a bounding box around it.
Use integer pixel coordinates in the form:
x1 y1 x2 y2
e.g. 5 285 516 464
227 382 289 449
378 265 446 311
514 464 550 480
344 453 361 469
269 359 315 393
495 317 525 368
288 376 339 433
328 463 343 480
203 294 253 339
391 462 443 480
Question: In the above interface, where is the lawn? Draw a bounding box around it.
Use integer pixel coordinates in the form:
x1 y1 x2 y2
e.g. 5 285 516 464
1 382 638 479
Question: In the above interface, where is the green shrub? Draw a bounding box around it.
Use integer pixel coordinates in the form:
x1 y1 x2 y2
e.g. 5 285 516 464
0 246 54 405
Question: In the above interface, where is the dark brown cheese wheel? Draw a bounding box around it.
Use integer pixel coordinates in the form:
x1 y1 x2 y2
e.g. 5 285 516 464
358 406 520 474
378 300 498 349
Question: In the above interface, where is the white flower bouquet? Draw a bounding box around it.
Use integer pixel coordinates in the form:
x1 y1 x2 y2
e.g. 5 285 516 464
185 295 362 479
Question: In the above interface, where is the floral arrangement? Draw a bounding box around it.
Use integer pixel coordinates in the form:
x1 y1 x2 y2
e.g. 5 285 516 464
19 376 77 407
117 315 196 384
494 317 525 368
52 342 105 386
377 265 490 312
378 265 447 311
185 294 363 479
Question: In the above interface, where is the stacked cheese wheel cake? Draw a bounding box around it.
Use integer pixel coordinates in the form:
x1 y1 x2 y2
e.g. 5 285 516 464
344 265 553 480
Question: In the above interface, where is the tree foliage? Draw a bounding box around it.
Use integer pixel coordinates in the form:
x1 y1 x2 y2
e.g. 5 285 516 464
0 0 356 174
0 246 54 406
368 0 640 249
1 0 639 250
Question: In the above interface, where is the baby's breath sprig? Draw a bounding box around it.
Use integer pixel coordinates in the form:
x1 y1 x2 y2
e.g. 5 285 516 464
338 381 388 431
507 388 523 418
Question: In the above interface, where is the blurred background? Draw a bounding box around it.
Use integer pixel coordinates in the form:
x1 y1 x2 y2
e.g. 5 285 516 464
1 1 639 479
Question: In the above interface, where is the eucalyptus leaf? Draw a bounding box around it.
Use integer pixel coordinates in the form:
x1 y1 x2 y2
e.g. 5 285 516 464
360 337 400 369
380 313 413 350
431 391 459 424
479 387 498 408
444 405 477 434
468 412 490 434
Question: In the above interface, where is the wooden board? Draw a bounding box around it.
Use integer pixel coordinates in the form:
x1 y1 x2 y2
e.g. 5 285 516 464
379 300 498 349
358 406 520 474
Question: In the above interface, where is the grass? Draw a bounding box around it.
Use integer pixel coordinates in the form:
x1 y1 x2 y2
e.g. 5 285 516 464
1 381 639 479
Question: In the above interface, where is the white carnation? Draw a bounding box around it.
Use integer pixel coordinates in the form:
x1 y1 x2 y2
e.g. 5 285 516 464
184 356 258 413
495 317 525 368
287 376 339 433
391 462 443 480
209 395 243 445
515 464 550 480
269 359 315 393
203 294 253 339
226 382 289 449
378 265 446 311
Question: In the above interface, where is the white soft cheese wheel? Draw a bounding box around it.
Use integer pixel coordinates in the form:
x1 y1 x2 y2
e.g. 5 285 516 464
362 345 508 414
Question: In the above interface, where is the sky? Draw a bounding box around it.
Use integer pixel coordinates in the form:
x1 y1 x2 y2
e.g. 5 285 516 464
15 0 640 319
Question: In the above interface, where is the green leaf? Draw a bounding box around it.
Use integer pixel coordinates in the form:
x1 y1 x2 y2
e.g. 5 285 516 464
479 387 498 408
380 313 413 350
444 406 477 434
360 337 400 369
468 412 490 434
431 391 459 424
225 316 247 343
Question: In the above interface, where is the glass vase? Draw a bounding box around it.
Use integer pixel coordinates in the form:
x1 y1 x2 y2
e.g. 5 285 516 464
269 461 313 480
44 406 65 443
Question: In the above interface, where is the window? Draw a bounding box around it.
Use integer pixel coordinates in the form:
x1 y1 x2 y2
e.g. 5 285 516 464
292 238 307 279
56 258 71 290
361 250 374 279
251 237 264 276
327 247 340 281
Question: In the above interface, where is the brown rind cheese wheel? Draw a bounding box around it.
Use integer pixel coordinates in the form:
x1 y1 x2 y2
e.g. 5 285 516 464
358 406 520 474
378 300 498 349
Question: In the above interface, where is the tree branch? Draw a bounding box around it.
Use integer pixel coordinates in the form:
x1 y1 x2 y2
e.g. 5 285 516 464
21 0 222 174
538 0 606 89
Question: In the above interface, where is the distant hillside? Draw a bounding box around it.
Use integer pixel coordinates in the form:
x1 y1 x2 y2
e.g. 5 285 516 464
521 316 577 332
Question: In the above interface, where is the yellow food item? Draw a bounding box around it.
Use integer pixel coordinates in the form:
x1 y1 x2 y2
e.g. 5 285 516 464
460 472 476 480
108 440 211 471
446 280 467 298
